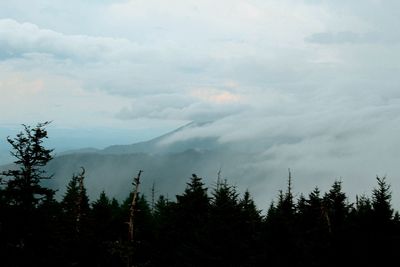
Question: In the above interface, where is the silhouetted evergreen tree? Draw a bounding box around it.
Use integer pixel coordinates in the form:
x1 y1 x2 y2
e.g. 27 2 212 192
322 180 352 266
90 191 124 266
208 181 243 265
3 122 400 266
1 122 55 210
368 176 397 265
118 193 154 267
323 180 350 233
92 191 112 226
296 187 330 266
171 174 210 266
59 171 92 267
240 190 262 234
264 172 298 266
0 122 56 266
372 176 393 224
352 194 373 223
61 173 90 232
151 195 176 266
238 190 263 266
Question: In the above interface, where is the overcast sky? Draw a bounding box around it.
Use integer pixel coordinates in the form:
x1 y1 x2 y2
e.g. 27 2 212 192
1 0 400 198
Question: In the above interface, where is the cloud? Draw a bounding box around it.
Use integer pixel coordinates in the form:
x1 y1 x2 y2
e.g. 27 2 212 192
116 89 246 122
0 18 145 61
190 88 241 104
2 1 400 205
0 66 133 129
306 31 400 44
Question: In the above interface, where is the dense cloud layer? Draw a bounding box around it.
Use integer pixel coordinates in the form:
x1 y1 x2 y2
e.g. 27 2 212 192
1 1 400 205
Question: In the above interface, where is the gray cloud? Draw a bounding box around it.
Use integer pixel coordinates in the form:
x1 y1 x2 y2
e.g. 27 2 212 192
306 31 400 44
2 1 400 206
0 19 146 61
116 91 247 122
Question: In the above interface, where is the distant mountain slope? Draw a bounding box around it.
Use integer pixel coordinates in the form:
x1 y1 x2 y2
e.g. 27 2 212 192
47 147 257 202
60 121 221 156
0 121 300 205
42 121 242 200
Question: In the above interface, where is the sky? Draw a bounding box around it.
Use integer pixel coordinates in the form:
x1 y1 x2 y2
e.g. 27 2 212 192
1 1 400 199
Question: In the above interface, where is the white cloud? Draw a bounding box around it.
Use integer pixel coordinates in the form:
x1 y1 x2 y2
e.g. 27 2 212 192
2 1 400 203
0 66 132 128
0 18 145 61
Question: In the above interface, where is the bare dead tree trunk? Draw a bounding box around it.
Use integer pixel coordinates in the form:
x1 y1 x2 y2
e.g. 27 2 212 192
127 170 143 267
76 167 85 233
217 168 222 190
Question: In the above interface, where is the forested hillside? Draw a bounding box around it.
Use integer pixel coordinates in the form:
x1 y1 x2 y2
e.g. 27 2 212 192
1 123 399 267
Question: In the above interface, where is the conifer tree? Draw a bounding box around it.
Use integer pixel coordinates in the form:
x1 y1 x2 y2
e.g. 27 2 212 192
92 190 114 240
240 190 262 226
297 187 330 266
369 177 396 265
305 187 326 228
151 195 176 266
59 170 91 266
176 174 209 224
1 122 54 211
92 190 112 218
119 193 154 266
353 194 373 221
263 171 298 266
61 171 90 233
323 180 349 233
153 195 169 219
0 122 55 266
173 174 210 266
372 176 393 223
209 181 242 265
275 170 296 220
239 190 263 265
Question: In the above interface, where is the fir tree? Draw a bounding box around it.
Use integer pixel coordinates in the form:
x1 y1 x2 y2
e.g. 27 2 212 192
209 181 242 265
58 169 92 266
176 174 209 224
91 190 114 239
372 176 393 223
240 190 262 227
173 174 210 266
61 172 90 234
323 180 350 233
0 122 56 266
1 122 54 211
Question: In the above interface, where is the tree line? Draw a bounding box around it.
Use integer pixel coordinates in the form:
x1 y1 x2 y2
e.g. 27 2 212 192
1 122 400 266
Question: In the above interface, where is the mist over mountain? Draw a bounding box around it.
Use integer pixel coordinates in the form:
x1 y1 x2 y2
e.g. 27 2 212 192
30 120 394 210
0 121 291 207
2 118 399 210
47 121 258 202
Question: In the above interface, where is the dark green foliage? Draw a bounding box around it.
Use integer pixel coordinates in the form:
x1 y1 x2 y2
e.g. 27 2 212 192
296 187 331 266
353 194 373 223
0 122 57 266
58 172 92 266
240 190 262 231
61 174 90 231
1 122 54 210
117 193 154 266
323 180 350 233
2 123 400 266
208 181 243 265
263 173 298 266
372 176 393 223
167 174 210 266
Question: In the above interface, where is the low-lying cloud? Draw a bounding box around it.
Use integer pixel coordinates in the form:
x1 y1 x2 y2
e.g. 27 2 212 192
2 1 400 205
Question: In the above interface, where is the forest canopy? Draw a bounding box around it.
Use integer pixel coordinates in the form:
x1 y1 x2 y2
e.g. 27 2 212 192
1 123 400 267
